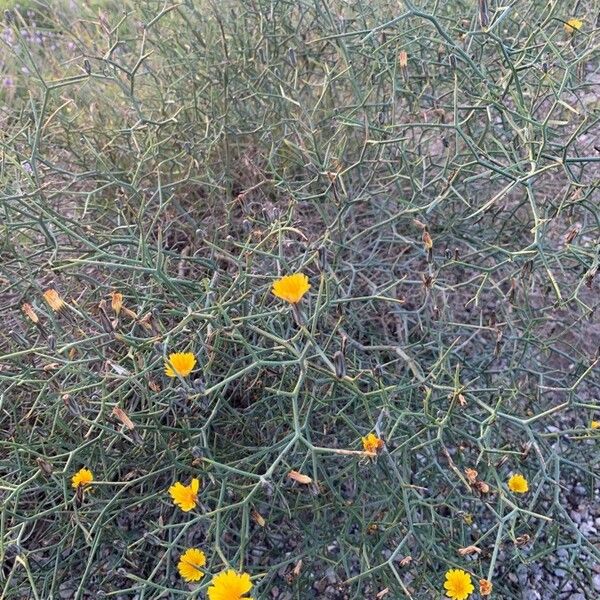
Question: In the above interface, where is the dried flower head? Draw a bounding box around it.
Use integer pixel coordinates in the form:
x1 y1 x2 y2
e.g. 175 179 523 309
71 468 94 490
361 432 384 455
110 291 123 315
112 406 134 430
169 478 200 512
564 18 583 33
177 547 206 582
479 579 493 596
464 468 478 484
164 352 197 378
444 569 474 600
272 273 310 304
507 473 528 493
22 303 39 323
287 470 312 485
207 569 253 600
43 289 65 312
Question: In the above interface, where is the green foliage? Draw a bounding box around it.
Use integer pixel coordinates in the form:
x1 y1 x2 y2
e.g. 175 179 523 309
1 1 599 598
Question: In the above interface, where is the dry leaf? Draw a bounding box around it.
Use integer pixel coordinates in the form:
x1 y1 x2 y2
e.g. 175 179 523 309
457 545 481 556
376 589 390 599
399 556 412 567
457 393 467 407
121 306 138 320
287 470 312 485
43 363 60 371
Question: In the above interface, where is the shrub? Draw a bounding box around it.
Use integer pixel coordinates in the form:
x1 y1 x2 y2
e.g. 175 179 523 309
1 1 598 598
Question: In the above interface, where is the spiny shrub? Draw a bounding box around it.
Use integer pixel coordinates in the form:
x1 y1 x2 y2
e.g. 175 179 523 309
1 1 599 598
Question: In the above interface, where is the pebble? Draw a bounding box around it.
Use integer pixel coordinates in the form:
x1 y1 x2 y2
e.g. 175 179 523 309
522 589 541 600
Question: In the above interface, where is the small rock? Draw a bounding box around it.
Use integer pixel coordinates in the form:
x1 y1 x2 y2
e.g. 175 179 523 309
522 590 541 600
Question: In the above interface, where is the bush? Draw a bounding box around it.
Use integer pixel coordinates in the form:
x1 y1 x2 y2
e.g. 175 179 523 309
1 1 598 598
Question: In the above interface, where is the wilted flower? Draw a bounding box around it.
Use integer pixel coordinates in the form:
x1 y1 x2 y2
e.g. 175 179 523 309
43 289 65 312
71 468 94 490
272 273 310 304
564 18 583 33
361 433 384 455
207 569 253 600
110 291 123 315
479 579 493 596
444 569 474 600
169 478 200 512
177 547 206 582
22 303 39 323
507 473 528 494
164 352 197 378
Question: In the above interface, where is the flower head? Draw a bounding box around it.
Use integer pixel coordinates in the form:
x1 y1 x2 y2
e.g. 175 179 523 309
591 420 600 429
164 352 197 378
564 18 583 33
479 579 493 596
361 432 384 455
507 473 529 494
169 478 200 512
207 569 253 600
22 303 39 323
71 468 94 490
444 569 474 600
110 291 123 315
43 289 65 312
272 273 310 304
178 547 206 582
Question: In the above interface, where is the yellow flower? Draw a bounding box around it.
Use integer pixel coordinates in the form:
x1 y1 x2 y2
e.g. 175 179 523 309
177 548 206 582
591 421 600 429
71 468 94 490
272 273 310 304
507 473 529 494
479 579 493 596
169 478 200 512
43 289 65 312
361 432 384 454
164 352 197 378
444 569 474 600
207 569 253 600
564 18 583 33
